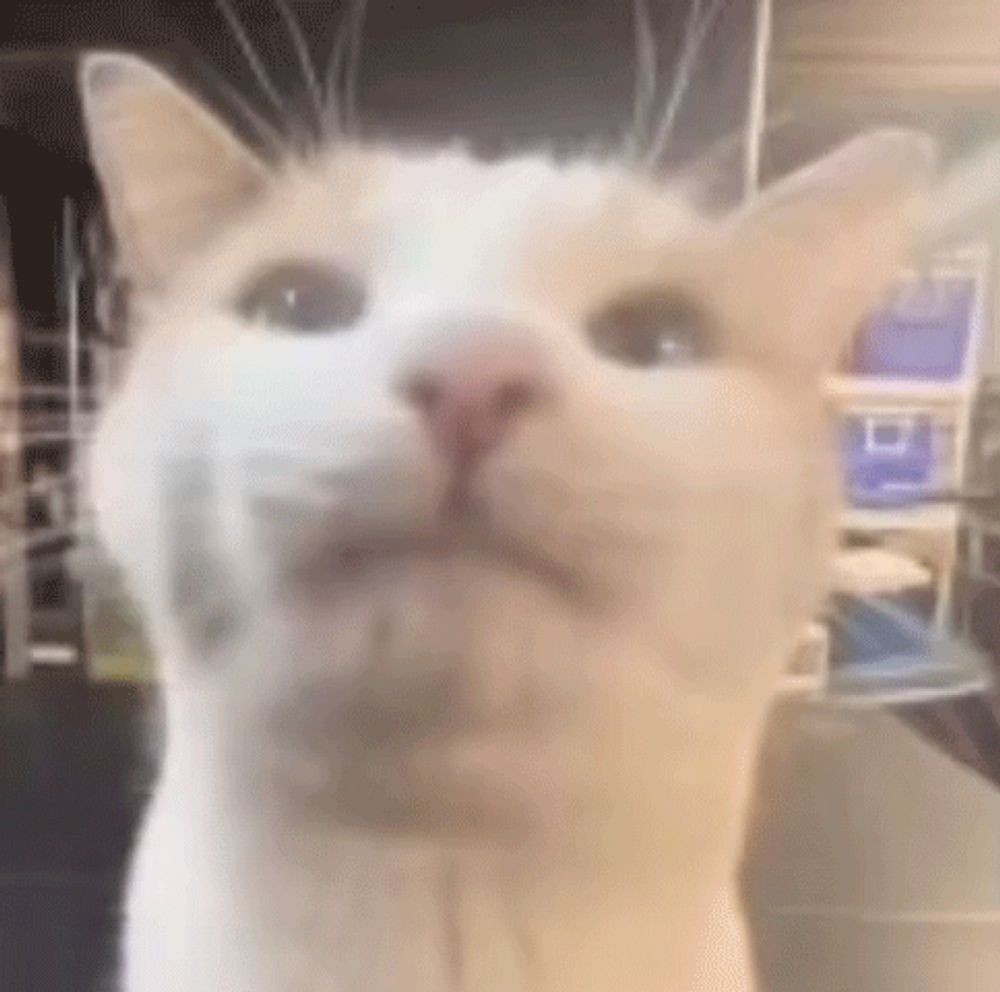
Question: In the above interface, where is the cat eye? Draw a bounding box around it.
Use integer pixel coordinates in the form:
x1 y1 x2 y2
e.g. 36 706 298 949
235 261 366 333
585 290 713 368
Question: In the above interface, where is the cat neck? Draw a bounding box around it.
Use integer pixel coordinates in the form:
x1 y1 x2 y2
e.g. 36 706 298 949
153 677 763 992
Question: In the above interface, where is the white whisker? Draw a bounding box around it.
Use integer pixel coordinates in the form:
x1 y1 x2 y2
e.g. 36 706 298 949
323 7 350 134
324 0 369 137
273 0 325 135
199 65 290 155
644 0 728 167
213 0 287 120
342 0 369 135
670 109 795 202
625 0 659 160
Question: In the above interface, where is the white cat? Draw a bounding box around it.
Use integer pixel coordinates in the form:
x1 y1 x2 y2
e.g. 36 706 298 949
79 51 932 992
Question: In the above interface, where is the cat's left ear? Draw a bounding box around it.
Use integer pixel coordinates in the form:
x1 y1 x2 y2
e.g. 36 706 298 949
730 130 936 376
79 52 269 292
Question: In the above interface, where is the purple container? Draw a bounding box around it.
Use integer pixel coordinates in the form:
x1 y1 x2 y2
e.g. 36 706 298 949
841 414 936 507
852 274 977 380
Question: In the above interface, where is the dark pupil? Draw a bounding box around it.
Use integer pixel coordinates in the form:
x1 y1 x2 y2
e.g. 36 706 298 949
236 263 366 332
586 291 710 368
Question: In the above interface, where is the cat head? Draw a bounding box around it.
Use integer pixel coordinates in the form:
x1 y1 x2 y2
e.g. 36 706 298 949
80 52 932 837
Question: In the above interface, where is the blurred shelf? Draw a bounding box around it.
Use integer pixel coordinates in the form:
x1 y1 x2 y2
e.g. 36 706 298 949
841 505 960 532
29 642 78 667
772 0 1000 104
824 653 991 708
773 59 1000 107
826 376 972 407
833 547 934 596
787 612 991 707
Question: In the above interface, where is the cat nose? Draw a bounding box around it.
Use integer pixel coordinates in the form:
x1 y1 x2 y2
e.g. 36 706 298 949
399 336 555 467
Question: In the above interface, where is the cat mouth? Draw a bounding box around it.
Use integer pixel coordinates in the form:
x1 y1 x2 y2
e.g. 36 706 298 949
291 523 592 604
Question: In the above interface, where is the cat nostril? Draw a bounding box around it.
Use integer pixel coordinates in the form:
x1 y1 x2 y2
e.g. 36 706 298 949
402 374 442 413
397 338 554 466
494 379 540 418
401 370 544 422
401 371 542 417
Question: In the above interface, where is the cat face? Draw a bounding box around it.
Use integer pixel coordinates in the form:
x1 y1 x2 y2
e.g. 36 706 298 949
81 54 931 840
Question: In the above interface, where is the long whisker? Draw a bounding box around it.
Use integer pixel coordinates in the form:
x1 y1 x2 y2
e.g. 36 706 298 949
273 0 325 137
324 0 369 137
323 6 349 135
343 0 370 136
645 0 728 167
213 0 287 119
165 15 293 152
625 0 659 160
669 109 795 203
651 0 704 154
199 65 290 156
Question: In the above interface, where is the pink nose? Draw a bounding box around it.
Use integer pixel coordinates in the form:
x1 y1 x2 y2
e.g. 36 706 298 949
400 337 554 469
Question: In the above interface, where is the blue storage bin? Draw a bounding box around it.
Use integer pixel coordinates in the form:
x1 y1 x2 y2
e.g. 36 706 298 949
830 593 931 669
852 273 977 380
827 593 990 703
840 414 937 507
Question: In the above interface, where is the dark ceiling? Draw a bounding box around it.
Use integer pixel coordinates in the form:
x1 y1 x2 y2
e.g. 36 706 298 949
0 1 756 166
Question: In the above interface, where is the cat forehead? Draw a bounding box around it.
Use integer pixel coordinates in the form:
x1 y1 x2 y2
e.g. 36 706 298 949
382 150 633 212
280 145 702 245
159 144 716 315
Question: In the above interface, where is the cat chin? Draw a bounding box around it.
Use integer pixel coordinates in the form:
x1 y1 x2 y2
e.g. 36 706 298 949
248 655 575 847
228 559 594 843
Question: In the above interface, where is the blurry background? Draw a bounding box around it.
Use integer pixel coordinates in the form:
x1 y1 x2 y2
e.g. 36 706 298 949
0 2 998 991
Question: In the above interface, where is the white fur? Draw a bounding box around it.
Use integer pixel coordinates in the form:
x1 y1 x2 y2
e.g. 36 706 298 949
80 54 931 992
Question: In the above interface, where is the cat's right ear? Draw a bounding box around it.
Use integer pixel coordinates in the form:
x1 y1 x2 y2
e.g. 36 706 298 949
79 52 269 291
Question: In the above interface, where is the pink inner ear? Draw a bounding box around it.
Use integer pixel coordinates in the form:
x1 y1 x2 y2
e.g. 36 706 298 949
719 131 940 381
757 130 935 213
716 195 920 382
724 131 935 378
81 52 268 291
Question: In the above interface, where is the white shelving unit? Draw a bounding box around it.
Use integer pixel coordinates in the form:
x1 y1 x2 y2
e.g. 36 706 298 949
831 245 989 634
754 2 999 700
826 376 974 406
